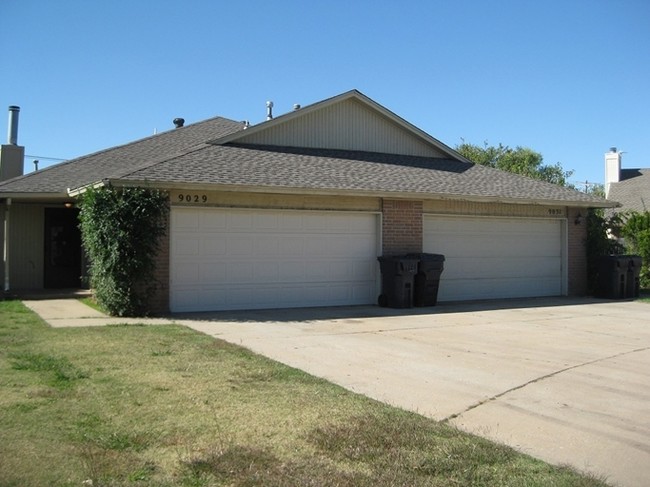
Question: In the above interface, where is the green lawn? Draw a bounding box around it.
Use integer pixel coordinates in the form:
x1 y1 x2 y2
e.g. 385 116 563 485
0 300 610 487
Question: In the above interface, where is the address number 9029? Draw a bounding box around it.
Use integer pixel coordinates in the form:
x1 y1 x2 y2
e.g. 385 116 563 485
178 194 208 203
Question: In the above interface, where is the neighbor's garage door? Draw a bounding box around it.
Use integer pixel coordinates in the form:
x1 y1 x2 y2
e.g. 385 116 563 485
423 215 564 301
170 207 379 312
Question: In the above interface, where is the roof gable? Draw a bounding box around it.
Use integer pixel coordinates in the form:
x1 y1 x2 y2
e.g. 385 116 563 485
213 90 463 159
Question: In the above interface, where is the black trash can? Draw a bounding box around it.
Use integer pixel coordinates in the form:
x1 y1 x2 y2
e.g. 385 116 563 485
595 255 642 299
624 255 643 299
407 253 445 307
377 256 419 308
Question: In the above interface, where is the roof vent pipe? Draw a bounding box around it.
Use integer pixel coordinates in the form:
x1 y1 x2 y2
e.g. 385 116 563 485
266 101 274 120
7 106 19 145
173 117 185 128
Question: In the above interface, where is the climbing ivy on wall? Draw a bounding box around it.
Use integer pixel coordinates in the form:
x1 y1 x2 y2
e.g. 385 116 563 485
78 186 169 316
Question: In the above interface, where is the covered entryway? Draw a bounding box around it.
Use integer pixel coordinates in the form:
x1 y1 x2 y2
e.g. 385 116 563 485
43 208 82 289
423 215 565 301
170 207 379 312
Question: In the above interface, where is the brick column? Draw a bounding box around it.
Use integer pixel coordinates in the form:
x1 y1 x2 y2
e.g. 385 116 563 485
146 201 171 314
381 199 423 256
567 207 587 296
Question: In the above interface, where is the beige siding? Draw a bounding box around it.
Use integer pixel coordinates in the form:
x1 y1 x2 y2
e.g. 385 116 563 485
9 204 44 289
0 206 4 285
423 199 567 219
170 190 381 212
237 99 446 157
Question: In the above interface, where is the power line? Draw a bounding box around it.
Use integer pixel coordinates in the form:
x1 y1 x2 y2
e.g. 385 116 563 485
571 180 603 188
25 154 67 161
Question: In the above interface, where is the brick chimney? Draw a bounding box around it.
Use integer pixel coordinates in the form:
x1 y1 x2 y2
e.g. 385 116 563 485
0 106 25 181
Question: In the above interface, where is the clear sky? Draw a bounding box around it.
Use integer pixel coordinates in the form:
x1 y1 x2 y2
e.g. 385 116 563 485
2 0 648 188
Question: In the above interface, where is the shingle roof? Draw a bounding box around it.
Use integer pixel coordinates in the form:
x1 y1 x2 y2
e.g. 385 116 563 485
608 169 650 213
117 143 608 206
0 96 612 207
0 116 244 194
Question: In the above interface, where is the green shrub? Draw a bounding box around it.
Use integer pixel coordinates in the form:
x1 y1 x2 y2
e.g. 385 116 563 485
621 211 650 288
78 186 169 316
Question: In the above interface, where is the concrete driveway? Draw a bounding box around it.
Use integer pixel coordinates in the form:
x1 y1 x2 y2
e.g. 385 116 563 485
174 298 650 487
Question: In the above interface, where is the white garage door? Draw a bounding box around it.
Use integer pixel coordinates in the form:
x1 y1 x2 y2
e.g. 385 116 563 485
423 215 565 302
170 207 379 312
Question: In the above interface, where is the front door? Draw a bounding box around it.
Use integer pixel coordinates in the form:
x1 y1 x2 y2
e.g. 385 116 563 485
44 208 82 288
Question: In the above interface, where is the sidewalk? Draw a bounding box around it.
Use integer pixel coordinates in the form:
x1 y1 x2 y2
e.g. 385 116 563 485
22 299 176 327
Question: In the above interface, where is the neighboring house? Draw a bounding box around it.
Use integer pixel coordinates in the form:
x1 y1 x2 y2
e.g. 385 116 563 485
0 90 615 313
605 147 650 214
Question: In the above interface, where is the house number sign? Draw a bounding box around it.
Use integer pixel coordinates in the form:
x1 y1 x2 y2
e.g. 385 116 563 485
176 193 208 204
547 208 563 216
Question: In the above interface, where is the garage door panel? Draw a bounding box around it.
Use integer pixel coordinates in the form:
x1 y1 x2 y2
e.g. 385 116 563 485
171 208 378 312
201 211 227 230
227 236 254 256
174 264 200 283
255 262 280 280
444 256 561 279
201 262 228 283
202 236 226 255
424 216 564 301
254 235 280 256
254 213 279 230
174 236 200 256
174 210 200 230
439 276 561 301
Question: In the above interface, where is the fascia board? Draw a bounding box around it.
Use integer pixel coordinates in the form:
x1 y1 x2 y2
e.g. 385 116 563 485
66 180 109 197
0 192 69 201
106 178 618 209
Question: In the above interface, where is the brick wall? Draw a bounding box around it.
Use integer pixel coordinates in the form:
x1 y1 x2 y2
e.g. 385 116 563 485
381 199 423 255
567 207 588 296
146 201 171 315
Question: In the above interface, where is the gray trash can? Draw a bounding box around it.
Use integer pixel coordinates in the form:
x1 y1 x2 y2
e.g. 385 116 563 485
377 256 419 308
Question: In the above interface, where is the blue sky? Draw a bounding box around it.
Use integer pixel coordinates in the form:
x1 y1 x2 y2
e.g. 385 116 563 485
2 0 648 188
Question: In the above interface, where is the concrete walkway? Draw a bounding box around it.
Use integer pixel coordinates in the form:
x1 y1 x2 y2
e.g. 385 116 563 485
23 297 650 487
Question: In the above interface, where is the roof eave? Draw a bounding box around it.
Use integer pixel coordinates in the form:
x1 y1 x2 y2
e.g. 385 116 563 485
102 178 617 208
0 192 70 202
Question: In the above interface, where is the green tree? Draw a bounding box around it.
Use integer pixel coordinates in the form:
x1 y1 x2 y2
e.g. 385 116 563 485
456 141 573 186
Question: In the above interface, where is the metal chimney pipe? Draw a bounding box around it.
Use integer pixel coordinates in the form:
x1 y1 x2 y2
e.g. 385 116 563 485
266 101 274 120
7 106 20 145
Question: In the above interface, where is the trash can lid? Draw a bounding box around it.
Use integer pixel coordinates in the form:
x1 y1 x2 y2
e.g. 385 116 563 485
406 253 445 262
